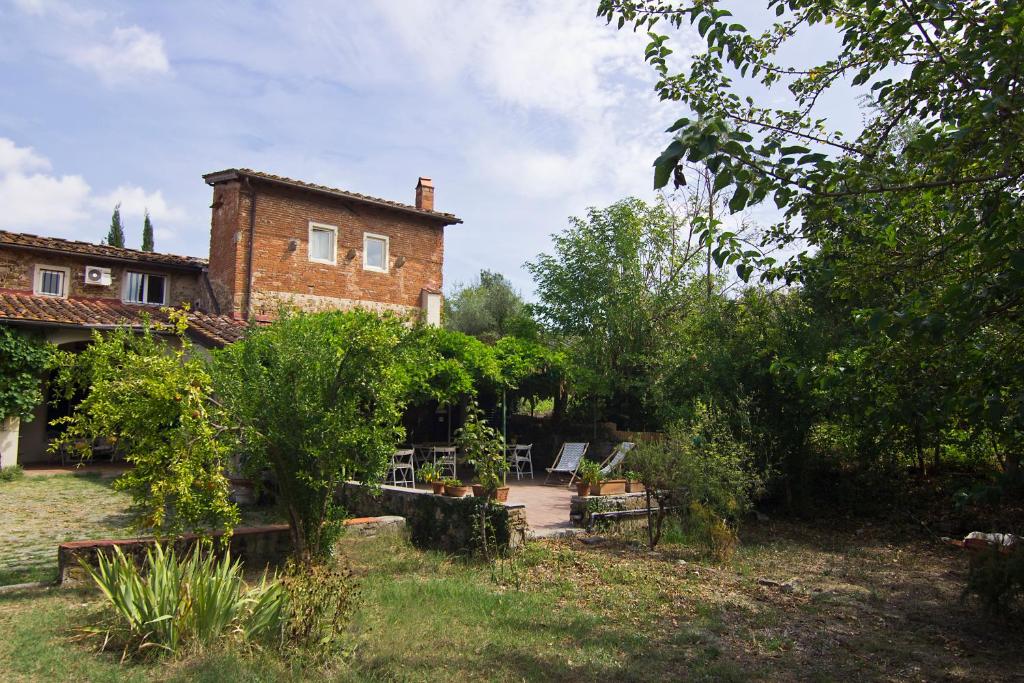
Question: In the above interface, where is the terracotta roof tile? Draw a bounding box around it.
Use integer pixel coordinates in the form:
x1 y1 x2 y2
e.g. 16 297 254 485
0 230 207 270
0 292 245 347
202 168 463 225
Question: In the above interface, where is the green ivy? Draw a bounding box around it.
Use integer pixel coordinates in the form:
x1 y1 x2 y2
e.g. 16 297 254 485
0 326 52 422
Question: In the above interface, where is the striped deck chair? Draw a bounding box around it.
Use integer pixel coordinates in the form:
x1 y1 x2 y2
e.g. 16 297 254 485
599 441 635 477
544 442 589 486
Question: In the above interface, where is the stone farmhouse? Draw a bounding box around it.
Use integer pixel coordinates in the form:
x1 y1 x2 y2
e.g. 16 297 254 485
0 169 462 467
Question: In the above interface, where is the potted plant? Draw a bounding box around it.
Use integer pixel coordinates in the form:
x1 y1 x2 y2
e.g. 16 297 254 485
444 478 472 497
576 460 601 496
591 476 627 496
456 400 510 502
419 462 445 495
625 469 645 493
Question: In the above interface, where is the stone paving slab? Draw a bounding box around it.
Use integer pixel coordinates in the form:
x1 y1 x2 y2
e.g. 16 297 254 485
504 480 576 537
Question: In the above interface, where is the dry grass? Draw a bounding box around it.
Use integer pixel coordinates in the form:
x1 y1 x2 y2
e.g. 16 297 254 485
1 519 1021 681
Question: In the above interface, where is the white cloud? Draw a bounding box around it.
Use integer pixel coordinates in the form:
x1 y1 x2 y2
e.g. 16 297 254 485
12 0 103 25
0 170 91 230
0 138 51 174
0 138 184 240
71 26 170 85
91 185 186 223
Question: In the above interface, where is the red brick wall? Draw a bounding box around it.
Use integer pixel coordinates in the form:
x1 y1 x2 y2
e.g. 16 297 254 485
0 248 203 306
207 180 445 319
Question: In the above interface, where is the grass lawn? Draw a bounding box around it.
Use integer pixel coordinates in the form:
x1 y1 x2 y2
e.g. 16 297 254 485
0 521 1021 681
0 472 281 586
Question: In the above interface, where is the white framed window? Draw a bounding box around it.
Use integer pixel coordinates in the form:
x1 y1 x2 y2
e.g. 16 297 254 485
34 264 70 297
123 272 168 306
308 222 338 264
363 232 389 273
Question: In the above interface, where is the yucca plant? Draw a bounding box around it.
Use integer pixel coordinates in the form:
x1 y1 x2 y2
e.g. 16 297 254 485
83 542 288 657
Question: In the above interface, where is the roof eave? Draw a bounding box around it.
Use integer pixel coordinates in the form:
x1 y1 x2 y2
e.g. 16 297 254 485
203 169 464 226
0 242 206 272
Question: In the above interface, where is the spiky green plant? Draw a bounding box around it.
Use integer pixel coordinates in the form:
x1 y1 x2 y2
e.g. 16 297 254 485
83 542 289 657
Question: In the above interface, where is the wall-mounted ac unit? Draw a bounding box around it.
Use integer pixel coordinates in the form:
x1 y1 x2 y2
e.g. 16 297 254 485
84 266 112 286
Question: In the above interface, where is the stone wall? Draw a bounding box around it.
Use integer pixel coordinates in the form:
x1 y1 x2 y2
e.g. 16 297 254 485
337 482 528 553
570 492 660 531
0 248 205 309
57 516 406 586
58 524 293 587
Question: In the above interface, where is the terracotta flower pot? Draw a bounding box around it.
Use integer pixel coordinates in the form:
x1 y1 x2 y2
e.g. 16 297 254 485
431 482 445 495
626 480 645 493
445 484 472 497
576 482 591 497
493 486 510 503
590 479 627 496
471 484 486 498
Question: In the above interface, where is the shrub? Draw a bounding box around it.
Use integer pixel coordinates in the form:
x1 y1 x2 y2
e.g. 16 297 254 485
84 543 287 657
213 309 412 562
0 464 24 483
457 400 508 493
278 559 358 657
578 460 602 487
964 549 1024 615
626 401 761 552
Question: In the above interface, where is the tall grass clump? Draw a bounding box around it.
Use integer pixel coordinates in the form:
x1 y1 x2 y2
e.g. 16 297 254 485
83 543 287 657
0 464 24 482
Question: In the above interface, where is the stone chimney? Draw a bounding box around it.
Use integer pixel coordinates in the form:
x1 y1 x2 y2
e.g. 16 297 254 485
415 177 434 212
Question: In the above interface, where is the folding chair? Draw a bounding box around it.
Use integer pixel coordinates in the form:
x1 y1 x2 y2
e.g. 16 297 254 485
387 449 416 488
544 442 589 486
509 443 534 480
599 441 635 477
431 445 457 480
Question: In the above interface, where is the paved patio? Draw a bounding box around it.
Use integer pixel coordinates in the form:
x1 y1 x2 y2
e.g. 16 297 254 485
21 463 129 477
505 479 579 538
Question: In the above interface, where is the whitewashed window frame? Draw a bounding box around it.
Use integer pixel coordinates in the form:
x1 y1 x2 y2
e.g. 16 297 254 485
33 264 70 298
308 222 338 265
122 271 168 306
363 232 389 273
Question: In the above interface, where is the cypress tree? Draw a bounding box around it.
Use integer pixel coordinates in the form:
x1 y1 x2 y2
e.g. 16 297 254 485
105 203 126 248
141 210 154 252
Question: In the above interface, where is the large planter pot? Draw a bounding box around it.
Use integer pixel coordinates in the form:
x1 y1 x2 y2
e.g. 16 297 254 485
626 480 645 493
445 484 472 497
590 479 627 496
430 482 446 495
473 484 511 502
576 482 591 497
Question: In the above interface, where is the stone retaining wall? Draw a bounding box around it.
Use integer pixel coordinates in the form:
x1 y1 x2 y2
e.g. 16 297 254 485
337 482 528 553
570 492 660 531
57 516 406 586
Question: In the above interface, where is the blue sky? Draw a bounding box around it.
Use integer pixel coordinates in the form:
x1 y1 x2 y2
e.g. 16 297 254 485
0 1 854 298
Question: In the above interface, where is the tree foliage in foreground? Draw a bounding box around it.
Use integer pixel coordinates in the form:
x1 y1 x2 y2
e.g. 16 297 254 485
599 0 1024 487
52 311 238 536
214 310 413 562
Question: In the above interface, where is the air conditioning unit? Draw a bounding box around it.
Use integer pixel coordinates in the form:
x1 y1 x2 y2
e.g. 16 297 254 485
84 266 112 286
